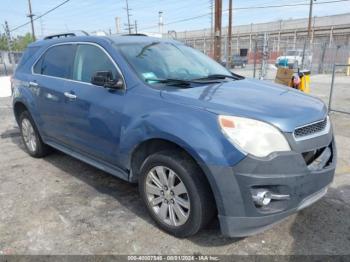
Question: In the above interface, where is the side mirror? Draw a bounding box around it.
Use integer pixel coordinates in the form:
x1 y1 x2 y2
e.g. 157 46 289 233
91 71 123 89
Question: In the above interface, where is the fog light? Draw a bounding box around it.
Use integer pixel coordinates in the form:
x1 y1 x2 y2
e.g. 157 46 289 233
251 189 291 207
252 189 272 206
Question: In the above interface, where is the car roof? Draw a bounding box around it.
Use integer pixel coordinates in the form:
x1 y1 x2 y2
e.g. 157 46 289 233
28 35 182 48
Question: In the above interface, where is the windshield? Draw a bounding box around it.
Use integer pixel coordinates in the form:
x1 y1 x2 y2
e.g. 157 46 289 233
118 42 232 83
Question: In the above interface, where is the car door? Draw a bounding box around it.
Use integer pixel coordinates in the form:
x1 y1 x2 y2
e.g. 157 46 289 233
61 43 126 166
31 44 76 144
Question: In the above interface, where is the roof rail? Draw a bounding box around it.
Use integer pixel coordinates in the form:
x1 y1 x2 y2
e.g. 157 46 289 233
121 33 148 36
44 31 89 40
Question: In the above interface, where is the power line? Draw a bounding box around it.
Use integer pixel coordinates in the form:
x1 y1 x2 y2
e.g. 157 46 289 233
139 0 350 31
140 13 210 30
231 0 346 10
10 0 71 32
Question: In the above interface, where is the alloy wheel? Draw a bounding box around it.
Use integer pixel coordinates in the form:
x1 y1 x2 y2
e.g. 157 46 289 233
145 166 190 227
21 118 37 153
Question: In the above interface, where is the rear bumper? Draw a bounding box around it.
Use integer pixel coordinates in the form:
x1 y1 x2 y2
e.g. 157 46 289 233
206 139 336 238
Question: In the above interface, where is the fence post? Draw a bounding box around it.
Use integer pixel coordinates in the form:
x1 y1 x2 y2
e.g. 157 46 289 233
328 64 336 112
3 61 8 75
318 42 327 74
203 33 207 54
253 38 258 78
259 33 268 80
224 35 228 68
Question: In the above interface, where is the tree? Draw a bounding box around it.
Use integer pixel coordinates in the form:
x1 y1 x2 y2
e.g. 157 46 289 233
13 33 34 51
0 34 8 50
0 32 34 51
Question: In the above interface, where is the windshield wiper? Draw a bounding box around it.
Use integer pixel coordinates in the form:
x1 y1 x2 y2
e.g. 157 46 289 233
193 73 244 81
145 78 192 86
145 78 220 87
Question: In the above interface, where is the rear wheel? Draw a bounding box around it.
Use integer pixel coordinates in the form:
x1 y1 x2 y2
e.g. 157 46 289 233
139 150 215 237
19 111 50 158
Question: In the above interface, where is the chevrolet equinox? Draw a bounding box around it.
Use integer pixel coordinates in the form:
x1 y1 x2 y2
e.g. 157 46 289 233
12 33 336 238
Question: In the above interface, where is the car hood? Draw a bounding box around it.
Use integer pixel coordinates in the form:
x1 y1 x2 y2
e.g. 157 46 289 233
160 78 327 132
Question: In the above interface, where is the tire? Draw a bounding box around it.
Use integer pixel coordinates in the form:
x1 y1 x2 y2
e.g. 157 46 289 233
19 111 50 158
139 150 215 238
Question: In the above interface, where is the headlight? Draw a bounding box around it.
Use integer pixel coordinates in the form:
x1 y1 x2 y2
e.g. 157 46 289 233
218 115 291 157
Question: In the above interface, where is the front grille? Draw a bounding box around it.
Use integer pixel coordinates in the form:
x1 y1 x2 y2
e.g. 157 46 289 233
294 118 328 139
302 143 333 171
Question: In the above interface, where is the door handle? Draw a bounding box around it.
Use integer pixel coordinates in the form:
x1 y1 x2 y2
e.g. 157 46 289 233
64 92 77 100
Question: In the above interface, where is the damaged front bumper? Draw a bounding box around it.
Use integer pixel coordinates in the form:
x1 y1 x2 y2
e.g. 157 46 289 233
209 130 336 237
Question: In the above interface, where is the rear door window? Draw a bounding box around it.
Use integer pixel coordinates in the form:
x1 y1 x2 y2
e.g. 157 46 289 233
34 44 76 79
72 44 118 83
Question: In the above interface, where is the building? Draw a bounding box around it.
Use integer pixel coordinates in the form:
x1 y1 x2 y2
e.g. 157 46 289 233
172 13 350 72
174 13 350 52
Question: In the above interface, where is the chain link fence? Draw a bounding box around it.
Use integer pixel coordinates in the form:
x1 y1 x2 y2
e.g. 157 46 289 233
175 33 350 81
328 64 350 115
0 50 22 76
1 32 349 82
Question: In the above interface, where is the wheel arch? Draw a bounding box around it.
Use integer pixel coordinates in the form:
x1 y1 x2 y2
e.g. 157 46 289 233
13 100 45 140
130 138 202 182
129 138 219 213
13 101 29 124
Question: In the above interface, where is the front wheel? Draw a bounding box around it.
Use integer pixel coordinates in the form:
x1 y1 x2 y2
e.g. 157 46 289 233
139 150 215 237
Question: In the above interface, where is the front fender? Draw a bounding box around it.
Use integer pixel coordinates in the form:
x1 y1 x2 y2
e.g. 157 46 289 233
118 103 246 215
120 107 244 168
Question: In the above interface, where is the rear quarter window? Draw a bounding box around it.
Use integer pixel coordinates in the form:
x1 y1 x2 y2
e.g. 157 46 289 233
16 46 40 72
33 44 75 79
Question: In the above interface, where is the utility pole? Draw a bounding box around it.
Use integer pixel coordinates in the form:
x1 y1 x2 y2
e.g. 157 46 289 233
3 21 15 72
210 0 214 57
134 20 137 34
306 0 314 44
301 0 314 68
227 0 233 68
124 0 132 34
158 11 164 34
27 0 36 41
213 0 222 62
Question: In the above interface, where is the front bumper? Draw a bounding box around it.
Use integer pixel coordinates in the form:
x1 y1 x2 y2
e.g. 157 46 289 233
207 137 336 237
220 186 328 237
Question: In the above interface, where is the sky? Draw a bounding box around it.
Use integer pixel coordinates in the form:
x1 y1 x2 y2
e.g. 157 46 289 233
1 0 350 37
